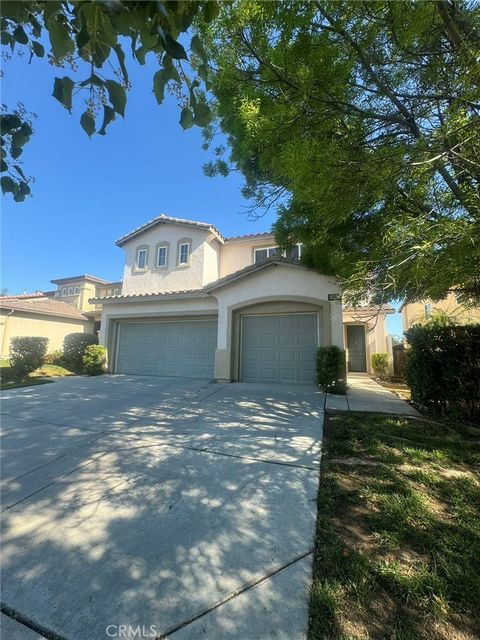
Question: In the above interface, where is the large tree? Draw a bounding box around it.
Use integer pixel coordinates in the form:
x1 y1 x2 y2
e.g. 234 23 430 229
202 0 480 304
1 0 218 200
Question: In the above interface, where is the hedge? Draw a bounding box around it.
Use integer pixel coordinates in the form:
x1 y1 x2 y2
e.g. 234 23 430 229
63 333 98 373
9 336 48 380
405 324 480 421
82 345 106 376
316 346 347 394
371 352 390 380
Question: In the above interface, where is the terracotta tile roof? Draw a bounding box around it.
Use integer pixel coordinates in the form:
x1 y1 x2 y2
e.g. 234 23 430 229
344 305 396 314
51 274 110 285
0 297 89 320
0 292 45 300
90 289 207 303
224 231 274 242
116 214 224 247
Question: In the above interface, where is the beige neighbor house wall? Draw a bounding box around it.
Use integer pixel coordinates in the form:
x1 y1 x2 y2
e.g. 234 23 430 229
120 225 221 296
0 310 93 357
401 294 480 332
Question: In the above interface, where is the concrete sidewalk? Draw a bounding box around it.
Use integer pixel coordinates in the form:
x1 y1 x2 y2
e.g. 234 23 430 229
326 374 420 416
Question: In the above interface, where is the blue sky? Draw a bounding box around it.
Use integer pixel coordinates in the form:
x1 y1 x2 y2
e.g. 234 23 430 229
1 45 403 336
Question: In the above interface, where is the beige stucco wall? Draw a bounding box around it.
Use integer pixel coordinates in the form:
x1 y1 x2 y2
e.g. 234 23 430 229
120 224 221 295
53 280 99 313
219 236 275 278
0 311 94 357
402 294 480 331
342 309 391 373
211 264 343 380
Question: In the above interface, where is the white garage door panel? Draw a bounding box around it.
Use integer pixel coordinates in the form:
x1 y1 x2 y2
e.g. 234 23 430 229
241 314 319 385
116 320 217 378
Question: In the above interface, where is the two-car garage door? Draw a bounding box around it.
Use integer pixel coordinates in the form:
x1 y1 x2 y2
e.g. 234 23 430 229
116 320 217 378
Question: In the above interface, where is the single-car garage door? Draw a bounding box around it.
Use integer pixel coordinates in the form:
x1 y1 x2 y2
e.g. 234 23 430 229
116 320 217 378
241 314 319 384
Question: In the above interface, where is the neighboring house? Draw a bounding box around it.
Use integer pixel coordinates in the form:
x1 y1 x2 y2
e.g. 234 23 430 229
0 275 122 357
0 293 94 357
91 214 393 383
400 293 480 332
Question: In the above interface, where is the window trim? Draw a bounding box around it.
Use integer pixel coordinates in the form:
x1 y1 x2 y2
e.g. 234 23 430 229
177 238 192 267
67 286 74 295
253 245 280 264
61 287 67 296
134 245 149 272
156 242 169 269
74 286 80 294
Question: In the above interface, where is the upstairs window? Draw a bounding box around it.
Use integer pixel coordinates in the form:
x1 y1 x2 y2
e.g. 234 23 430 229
61 287 67 296
254 246 280 263
68 286 74 295
74 286 80 294
136 247 148 270
157 244 168 268
288 243 304 260
113 288 120 295
178 242 190 266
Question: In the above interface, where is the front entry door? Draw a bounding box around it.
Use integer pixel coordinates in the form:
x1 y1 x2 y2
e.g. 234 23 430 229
346 325 367 372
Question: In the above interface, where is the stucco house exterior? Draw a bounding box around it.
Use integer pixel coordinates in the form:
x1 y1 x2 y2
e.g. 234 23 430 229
92 214 393 383
0 275 121 357
400 294 480 332
0 293 94 357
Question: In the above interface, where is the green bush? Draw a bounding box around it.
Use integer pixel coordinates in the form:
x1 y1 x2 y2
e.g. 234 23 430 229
44 350 64 365
9 336 48 380
405 324 480 421
316 346 347 394
371 352 390 380
63 333 98 373
82 345 106 376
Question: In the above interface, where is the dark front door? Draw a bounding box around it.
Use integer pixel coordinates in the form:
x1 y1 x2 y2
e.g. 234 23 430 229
346 325 367 372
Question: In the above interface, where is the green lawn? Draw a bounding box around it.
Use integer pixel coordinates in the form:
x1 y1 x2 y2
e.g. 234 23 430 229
309 412 480 640
0 359 74 390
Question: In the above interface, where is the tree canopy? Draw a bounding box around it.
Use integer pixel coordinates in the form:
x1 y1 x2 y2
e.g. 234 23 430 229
201 0 480 304
1 0 218 200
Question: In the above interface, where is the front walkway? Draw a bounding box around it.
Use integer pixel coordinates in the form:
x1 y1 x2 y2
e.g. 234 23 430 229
326 373 420 416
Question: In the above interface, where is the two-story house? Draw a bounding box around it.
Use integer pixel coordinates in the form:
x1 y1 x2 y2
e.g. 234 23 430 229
400 293 480 332
92 214 393 383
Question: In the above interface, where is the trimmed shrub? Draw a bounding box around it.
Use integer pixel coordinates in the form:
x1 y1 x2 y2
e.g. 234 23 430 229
316 346 347 394
44 350 64 365
63 333 98 373
371 352 390 380
405 324 480 421
82 345 106 376
9 336 48 380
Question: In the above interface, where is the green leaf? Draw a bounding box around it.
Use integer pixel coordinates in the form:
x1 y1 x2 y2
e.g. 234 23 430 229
11 147 23 159
98 105 115 135
79 74 105 87
106 80 126 117
134 46 147 65
44 1 61 22
204 1 220 23
13 25 28 45
164 33 188 60
1 114 22 134
198 64 208 82
32 41 45 57
193 101 212 127
153 70 167 105
13 165 26 180
52 76 75 112
1 160 7 172
114 44 129 83
180 107 194 130
48 17 74 59
14 180 31 201
1 176 17 194
80 111 96 137
191 34 207 64
76 24 90 50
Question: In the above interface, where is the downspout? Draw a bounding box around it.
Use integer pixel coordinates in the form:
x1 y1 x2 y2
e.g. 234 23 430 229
1 309 15 358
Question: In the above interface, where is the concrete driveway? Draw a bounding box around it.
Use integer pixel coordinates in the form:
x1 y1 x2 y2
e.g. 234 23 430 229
1 376 324 640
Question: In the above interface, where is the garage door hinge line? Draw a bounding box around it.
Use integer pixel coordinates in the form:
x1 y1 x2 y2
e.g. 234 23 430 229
156 548 314 639
1 602 71 640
